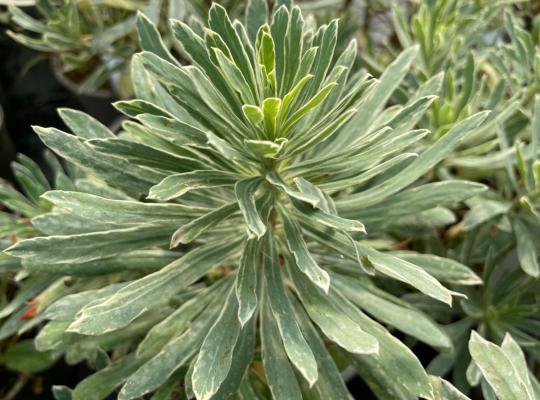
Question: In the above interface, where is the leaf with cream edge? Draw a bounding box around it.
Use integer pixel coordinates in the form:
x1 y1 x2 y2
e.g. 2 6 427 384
263 235 318 386
66 239 241 335
191 287 243 400
236 238 259 326
469 331 533 400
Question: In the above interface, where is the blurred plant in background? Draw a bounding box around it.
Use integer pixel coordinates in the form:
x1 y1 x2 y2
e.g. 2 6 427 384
3 0 214 98
2 0 362 99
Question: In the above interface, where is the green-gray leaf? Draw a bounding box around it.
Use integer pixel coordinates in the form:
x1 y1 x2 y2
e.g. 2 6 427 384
281 209 330 293
236 238 259 326
512 218 539 277
469 331 530 400
263 236 318 385
235 177 267 238
191 287 243 400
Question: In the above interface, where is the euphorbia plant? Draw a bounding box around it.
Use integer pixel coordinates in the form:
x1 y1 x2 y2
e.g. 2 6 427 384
5 1 492 398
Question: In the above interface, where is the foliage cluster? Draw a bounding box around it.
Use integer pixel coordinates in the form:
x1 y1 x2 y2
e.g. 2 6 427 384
0 1 539 399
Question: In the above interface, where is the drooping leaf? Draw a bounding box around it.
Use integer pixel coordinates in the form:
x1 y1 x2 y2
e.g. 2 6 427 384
235 177 267 238
263 235 318 385
393 252 482 286
191 287 244 400
236 238 259 326
288 254 379 355
260 290 303 400
281 209 330 293
334 274 452 349
170 202 239 246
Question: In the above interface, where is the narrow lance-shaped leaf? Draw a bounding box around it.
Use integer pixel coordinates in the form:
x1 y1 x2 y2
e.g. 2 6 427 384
245 0 268 43
6 226 173 265
282 82 337 135
280 209 330 293
393 252 482 286
170 202 239 247
262 97 281 139
136 11 177 65
211 312 257 399
285 108 357 157
319 153 417 192
135 113 209 146
430 376 471 400
213 47 256 105
191 287 243 400
66 239 241 335
333 45 419 148
113 99 171 118
148 170 240 201
347 181 487 220
58 108 114 140
299 19 337 100
303 223 458 305
137 280 231 359
260 287 303 400
337 111 491 209
118 286 230 400
266 171 319 207
333 289 433 400
263 235 318 385
119 328 199 400
0 181 42 217
333 274 452 349
294 177 333 213
235 177 267 238
385 95 438 132
289 295 351 400
236 238 259 326
512 218 539 277
208 3 257 97
501 334 536 400
287 253 379 355
89 138 205 173
469 331 531 400
292 199 366 233
278 74 313 124
33 126 162 194
42 190 205 223
462 198 511 231
367 253 456 306
71 354 146 400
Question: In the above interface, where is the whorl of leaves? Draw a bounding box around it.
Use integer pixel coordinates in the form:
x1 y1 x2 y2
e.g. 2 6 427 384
3 1 493 399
